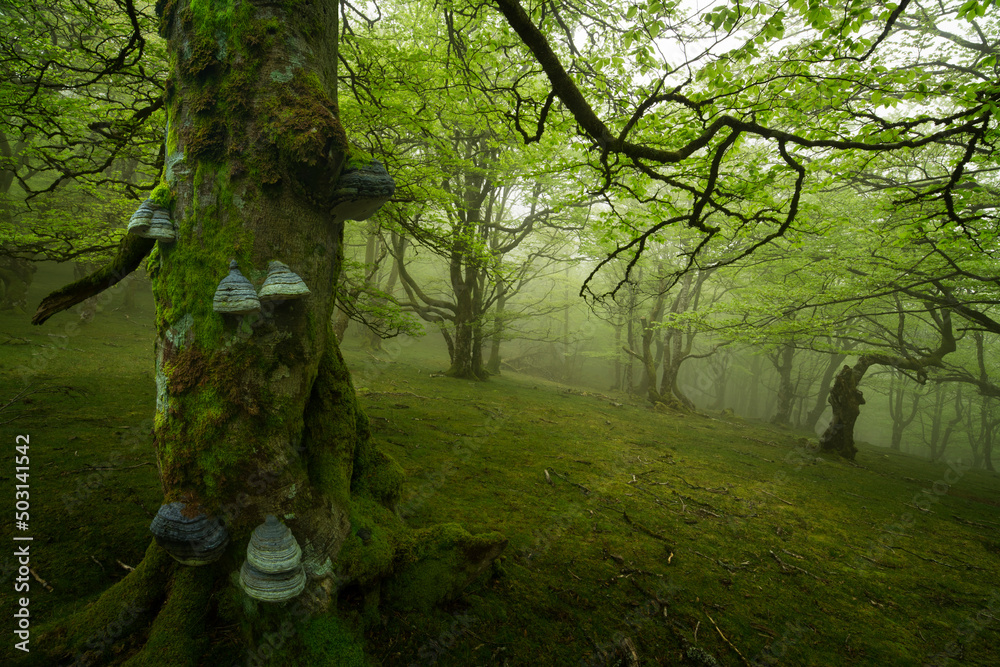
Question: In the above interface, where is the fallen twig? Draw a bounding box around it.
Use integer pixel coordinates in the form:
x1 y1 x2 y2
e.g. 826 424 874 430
30 568 53 592
705 612 752 667
769 550 824 581
953 515 1000 529
549 469 591 495
888 545 955 569
360 390 435 400
622 511 673 547
903 502 934 513
761 489 794 506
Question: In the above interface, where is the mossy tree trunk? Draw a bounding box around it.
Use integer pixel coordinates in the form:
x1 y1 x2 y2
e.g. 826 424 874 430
820 317 955 461
818 364 865 460
26 2 504 664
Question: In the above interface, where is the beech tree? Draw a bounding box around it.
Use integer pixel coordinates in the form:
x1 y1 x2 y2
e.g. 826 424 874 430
26 1 504 664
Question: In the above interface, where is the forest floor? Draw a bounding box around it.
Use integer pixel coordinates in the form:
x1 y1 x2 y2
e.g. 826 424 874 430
1 269 999 666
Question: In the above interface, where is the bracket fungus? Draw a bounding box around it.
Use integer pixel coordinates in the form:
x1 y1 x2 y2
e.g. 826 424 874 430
127 199 156 236
128 199 175 241
257 260 311 301
145 210 177 242
239 515 307 603
213 260 261 315
149 502 230 566
330 159 395 222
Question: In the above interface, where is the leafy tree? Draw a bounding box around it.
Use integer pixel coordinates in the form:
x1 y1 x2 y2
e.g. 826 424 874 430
26 1 505 663
488 0 997 294
0 0 168 264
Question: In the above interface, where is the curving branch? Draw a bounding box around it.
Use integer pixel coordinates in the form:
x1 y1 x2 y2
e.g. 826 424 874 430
32 234 154 325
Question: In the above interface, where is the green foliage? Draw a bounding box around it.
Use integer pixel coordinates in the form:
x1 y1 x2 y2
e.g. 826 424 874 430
0 0 167 262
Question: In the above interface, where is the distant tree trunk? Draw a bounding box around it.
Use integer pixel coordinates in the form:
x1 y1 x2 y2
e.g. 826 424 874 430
973 331 996 471
438 321 456 362
611 317 623 390
984 410 996 472
770 343 795 425
624 314 636 394
332 267 351 342
625 316 666 406
888 372 921 451
0 257 35 311
804 351 848 432
923 384 948 461
485 280 506 374
360 223 384 351
447 291 486 379
332 307 350 341
820 310 955 460
708 349 730 411
931 384 964 462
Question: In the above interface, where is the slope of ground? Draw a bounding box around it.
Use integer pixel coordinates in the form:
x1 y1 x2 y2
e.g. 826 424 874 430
0 280 998 666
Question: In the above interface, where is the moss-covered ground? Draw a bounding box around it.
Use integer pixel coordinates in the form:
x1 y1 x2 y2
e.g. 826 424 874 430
1 267 999 666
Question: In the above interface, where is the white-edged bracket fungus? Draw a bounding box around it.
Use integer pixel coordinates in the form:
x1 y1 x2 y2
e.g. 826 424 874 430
239 515 306 602
127 199 156 236
330 159 395 222
213 260 261 315
258 260 311 302
145 210 176 242
149 502 230 566
128 199 175 241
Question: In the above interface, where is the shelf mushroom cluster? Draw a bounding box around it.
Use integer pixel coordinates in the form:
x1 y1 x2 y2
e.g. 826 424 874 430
149 502 229 566
239 515 306 602
149 507 308 604
212 259 310 316
128 199 176 242
330 159 395 222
